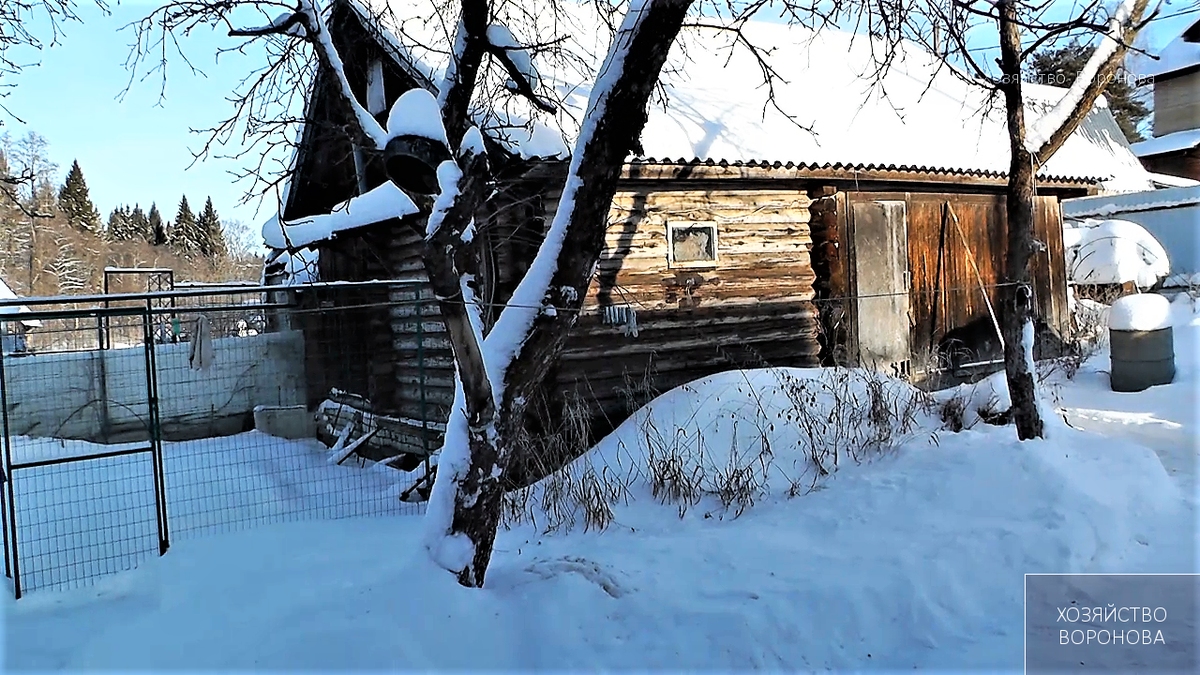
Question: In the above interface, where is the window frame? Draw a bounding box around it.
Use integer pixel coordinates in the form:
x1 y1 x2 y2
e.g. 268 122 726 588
666 221 719 269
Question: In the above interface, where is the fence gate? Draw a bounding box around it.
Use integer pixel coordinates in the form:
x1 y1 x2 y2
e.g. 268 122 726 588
0 305 168 598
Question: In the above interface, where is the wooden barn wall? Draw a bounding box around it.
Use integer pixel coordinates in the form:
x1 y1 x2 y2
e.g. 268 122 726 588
384 225 457 430
1141 148 1200 183
303 226 395 411
849 191 1068 359
297 220 455 460
809 189 851 365
511 182 824 433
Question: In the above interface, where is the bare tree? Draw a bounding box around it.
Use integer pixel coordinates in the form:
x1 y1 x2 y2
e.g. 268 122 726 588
126 0 986 586
128 0 705 587
856 0 1155 439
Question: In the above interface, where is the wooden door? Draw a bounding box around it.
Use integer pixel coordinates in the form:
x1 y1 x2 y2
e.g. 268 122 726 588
851 199 911 374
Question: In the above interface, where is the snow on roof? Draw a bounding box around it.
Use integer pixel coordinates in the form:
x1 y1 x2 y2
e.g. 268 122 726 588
1063 185 1200 218
1131 128 1200 158
1148 172 1200 189
0 277 41 327
348 0 1152 191
269 0 1154 250
263 180 419 249
1137 18 1200 81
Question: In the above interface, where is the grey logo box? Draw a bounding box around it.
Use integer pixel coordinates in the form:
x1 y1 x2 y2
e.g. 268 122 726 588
1026 574 1199 675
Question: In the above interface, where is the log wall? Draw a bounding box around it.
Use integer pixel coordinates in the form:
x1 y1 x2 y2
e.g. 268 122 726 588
544 183 825 435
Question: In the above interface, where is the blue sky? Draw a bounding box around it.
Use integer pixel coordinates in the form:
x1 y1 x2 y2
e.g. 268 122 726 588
3 0 1198 238
4 0 284 232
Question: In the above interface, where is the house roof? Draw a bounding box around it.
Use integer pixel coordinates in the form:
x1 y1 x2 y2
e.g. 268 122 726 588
1136 17 1200 83
346 0 1152 191
1131 128 1200 158
1063 184 1200 219
0 276 41 327
267 1 1159 250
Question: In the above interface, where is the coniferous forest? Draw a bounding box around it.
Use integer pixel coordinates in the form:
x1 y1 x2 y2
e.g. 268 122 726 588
1 130 263 297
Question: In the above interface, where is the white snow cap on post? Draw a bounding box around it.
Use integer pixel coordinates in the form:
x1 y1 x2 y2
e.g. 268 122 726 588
1109 293 1172 331
387 88 450 145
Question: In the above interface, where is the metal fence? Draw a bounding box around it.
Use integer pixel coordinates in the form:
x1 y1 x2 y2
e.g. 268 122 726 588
0 281 434 598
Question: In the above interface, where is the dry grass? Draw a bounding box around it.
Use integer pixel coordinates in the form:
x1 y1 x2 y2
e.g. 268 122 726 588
505 367 939 532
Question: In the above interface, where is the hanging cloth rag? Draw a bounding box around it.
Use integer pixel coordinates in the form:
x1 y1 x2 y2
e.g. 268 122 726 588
189 315 215 371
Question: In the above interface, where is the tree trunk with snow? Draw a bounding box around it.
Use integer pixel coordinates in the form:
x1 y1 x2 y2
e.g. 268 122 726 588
424 0 695 587
993 0 1150 440
996 0 1043 441
213 0 699 588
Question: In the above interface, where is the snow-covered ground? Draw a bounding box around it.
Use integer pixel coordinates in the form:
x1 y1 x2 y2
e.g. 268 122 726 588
3 296 1197 671
3 432 415 594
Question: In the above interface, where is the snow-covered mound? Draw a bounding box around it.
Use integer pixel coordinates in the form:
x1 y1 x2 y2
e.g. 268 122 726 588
1109 293 1173 331
513 368 941 520
1064 218 1169 287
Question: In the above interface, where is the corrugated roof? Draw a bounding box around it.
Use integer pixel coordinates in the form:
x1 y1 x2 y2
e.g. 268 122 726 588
346 0 1152 191
1063 185 1200 218
1132 128 1200 158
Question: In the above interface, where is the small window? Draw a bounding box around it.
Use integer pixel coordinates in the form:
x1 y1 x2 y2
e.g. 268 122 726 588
668 223 717 267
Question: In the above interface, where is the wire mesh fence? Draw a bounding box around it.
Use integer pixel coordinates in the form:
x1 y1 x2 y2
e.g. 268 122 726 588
7 449 162 594
0 282 433 598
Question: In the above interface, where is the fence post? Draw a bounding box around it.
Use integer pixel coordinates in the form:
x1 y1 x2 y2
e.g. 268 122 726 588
0 321 21 598
142 302 169 555
416 293 431 475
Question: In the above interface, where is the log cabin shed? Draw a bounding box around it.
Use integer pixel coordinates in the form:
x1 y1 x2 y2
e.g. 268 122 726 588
264 0 1155 459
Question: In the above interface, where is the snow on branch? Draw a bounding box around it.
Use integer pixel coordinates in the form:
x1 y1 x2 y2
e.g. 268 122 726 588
231 0 390 149
1024 0 1151 161
482 0 683 399
485 23 557 113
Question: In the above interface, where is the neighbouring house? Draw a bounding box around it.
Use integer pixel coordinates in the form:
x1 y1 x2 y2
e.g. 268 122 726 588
0 276 41 355
1132 18 1200 182
1063 185 1200 289
263 0 1156 463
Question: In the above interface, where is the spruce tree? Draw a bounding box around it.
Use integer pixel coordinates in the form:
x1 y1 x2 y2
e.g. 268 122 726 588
197 197 227 258
148 203 167 246
57 160 102 233
169 195 200 256
129 205 152 244
107 206 132 240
